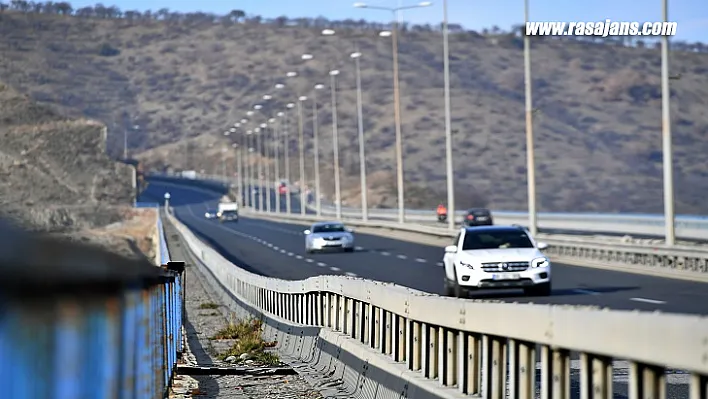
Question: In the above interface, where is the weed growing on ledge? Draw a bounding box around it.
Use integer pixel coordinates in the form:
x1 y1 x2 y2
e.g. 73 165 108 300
213 316 280 366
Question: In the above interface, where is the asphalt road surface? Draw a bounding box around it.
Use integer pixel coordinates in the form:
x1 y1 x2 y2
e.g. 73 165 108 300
145 180 708 316
145 179 698 398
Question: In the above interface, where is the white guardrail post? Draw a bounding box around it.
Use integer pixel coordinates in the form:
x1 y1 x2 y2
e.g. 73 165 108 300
165 208 708 399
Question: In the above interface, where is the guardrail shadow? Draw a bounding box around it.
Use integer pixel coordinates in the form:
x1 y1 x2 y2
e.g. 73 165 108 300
466 285 640 300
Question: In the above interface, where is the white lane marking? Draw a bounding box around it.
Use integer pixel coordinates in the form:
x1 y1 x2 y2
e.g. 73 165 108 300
630 297 666 305
295 255 303 259
280 249 286 253
267 243 273 247
345 272 358 277
317 262 327 267
355 246 363 251
287 252 294 256
273 246 279 250
305 258 314 263
397 254 407 259
381 251 390 256
573 289 600 296
415 258 426 263
436 262 444 267
330 266 341 272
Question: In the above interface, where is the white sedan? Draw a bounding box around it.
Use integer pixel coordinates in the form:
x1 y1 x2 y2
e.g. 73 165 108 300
442 225 551 298
304 222 355 253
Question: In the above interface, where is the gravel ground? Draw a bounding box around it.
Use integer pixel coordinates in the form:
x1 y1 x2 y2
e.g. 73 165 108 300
165 226 325 399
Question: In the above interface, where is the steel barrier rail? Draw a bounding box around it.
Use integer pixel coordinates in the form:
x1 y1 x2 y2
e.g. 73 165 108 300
0 211 185 398
173 172 708 240
165 207 708 399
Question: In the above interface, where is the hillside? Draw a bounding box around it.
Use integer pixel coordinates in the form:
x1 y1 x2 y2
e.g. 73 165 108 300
0 80 156 259
1 5 708 214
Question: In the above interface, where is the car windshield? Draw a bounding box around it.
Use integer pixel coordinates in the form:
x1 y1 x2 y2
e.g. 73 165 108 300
467 209 490 216
312 224 346 233
462 230 533 250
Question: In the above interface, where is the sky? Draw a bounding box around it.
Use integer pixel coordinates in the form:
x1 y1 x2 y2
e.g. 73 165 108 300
65 0 706 43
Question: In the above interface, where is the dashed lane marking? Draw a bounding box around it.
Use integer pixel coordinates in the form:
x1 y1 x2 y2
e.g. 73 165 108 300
317 262 327 267
415 258 426 263
436 262 444 267
397 254 407 259
305 259 314 263
355 246 363 251
345 272 358 277
381 251 390 256
630 297 666 305
330 266 341 272
295 255 303 259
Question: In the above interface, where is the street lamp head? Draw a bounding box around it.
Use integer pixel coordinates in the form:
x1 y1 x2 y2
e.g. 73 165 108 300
247 130 253 135
263 94 272 100
353 2 367 8
321 29 335 36
277 111 285 117
301 54 313 60
298 95 307 101
254 104 263 110
329 70 340 76
286 103 295 108
260 123 267 128
240 119 248 124
246 111 254 116
234 123 240 128
229 128 236 132
268 118 276 123
275 83 285 89
350 52 362 58
254 127 261 132
379 30 392 37
224 131 231 136
418 1 432 6
314 84 325 90
286 71 297 78
232 143 238 148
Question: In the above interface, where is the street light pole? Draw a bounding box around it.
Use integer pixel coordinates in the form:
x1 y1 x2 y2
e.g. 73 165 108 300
297 96 307 216
256 128 264 212
661 0 674 245
248 131 256 209
354 2 432 224
442 0 455 230
351 50 369 222
262 123 271 213
330 70 342 220
274 113 283 213
312 85 324 217
285 105 294 214
523 0 537 236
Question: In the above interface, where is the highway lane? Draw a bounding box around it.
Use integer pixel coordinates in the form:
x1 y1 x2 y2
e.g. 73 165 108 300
143 180 708 316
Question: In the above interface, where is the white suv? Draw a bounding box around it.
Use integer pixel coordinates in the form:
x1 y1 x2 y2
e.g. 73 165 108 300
442 225 551 298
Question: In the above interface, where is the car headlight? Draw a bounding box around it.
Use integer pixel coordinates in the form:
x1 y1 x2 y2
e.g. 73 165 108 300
458 261 474 269
531 257 549 268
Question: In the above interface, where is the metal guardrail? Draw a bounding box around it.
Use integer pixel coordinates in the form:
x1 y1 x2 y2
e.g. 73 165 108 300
184 172 708 240
0 206 185 398
166 206 708 399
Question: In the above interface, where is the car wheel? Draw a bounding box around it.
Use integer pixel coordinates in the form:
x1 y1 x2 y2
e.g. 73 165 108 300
443 277 454 296
344 248 354 253
524 282 551 296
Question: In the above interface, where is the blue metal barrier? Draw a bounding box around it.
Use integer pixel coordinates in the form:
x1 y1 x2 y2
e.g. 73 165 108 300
0 211 184 398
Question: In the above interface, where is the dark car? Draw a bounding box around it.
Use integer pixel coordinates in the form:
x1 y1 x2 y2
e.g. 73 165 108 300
462 208 493 226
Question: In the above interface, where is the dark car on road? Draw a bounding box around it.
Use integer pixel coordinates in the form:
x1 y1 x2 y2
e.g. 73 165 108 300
462 208 493 226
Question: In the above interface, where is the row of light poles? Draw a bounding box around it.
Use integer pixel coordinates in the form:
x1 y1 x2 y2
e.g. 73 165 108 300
220 0 676 245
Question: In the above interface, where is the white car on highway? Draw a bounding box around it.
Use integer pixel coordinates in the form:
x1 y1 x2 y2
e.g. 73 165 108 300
442 225 551 297
304 222 355 253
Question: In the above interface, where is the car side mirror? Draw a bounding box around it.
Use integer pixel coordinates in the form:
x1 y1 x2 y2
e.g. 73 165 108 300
445 245 457 253
537 242 549 250
303 229 311 235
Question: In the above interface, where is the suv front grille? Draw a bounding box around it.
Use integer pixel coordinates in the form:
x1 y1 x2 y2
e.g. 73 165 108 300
480 261 529 272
